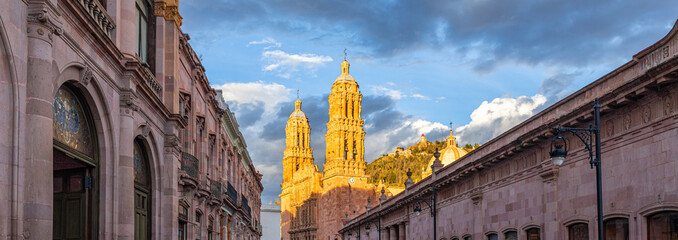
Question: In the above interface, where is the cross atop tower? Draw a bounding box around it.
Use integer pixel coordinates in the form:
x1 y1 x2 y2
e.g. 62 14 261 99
297 89 300 99
344 48 347 61
449 121 453 129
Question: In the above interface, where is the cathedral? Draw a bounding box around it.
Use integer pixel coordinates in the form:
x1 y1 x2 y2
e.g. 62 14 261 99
280 58 378 240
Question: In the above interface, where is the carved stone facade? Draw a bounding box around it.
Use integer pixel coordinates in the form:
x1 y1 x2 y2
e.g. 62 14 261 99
0 0 261 239
280 60 378 240
341 20 678 240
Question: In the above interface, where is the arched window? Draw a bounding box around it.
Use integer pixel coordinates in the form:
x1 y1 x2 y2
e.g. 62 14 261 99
208 216 215 240
647 211 678 239
603 217 628 240
134 139 151 240
463 235 472 240
504 230 517 240
525 228 540 240
486 233 498 240
568 223 589 240
53 85 98 239
178 202 189 240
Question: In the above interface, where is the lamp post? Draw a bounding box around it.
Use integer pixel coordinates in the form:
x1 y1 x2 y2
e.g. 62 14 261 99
413 184 437 240
549 98 603 240
364 218 381 240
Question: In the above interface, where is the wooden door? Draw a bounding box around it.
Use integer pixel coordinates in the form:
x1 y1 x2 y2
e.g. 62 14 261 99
135 188 150 240
53 169 86 240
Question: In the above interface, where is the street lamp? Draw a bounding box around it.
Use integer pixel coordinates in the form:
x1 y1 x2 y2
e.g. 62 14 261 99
363 218 381 240
549 98 603 240
411 157 438 240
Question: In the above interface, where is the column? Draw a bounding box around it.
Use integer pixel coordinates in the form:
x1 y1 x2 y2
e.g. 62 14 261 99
118 90 137 239
398 222 406 240
383 227 390 240
161 129 181 239
389 226 397 240
23 5 58 239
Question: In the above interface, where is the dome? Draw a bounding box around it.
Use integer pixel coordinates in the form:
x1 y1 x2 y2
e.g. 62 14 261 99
289 98 307 119
334 60 356 84
422 131 468 177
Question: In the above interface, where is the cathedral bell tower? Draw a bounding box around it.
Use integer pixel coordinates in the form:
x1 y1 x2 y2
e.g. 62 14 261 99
282 97 314 186
323 58 366 178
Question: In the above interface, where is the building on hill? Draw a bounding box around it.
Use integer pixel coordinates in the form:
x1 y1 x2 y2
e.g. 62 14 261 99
420 134 427 143
280 59 379 240
421 130 468 178
341 19 678 240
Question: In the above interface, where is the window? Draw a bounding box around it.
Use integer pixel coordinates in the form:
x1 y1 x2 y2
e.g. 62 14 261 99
568 223 589 240
525 228 540 240
504 230 517 240
178 204 188 240
208 216 214 240
135 0 148 62
196 211 202 238
647 211 678 240
604 218 628 240
463 235 472 240
486 233 498 240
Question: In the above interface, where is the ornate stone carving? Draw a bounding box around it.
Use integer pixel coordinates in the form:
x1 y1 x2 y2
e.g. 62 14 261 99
663 94 674 115
80 66 93 86
642 105 652 124
154 1 183 27
623 113 631 130
120 90 139 114
141 123 151 138
605 119 614 137
197 116 205 131
27 4 64 43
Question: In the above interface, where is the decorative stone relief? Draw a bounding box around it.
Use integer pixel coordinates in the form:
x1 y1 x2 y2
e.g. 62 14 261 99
141 123 151 138
642 105 652 124
80 66 93 86
623 113 631 130
605 119 614 137
663 94 674 115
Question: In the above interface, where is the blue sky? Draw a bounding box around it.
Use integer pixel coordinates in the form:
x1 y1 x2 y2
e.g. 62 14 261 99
178 0 677 203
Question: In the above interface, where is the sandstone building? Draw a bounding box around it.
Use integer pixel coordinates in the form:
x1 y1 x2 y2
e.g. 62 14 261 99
341 19 678 240
280 59 378 240
0 0 262 239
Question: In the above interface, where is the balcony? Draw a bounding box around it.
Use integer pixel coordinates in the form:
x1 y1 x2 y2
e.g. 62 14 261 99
210 179 222 198
227 182 238 204
241 194 251 217
181 152 199 179
71 0 115 38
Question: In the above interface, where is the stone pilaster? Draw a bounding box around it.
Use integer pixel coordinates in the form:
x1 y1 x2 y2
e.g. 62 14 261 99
118 89 138 239
398 222 405 240
22 2 61 239
162 129 181 240
389 226 397 240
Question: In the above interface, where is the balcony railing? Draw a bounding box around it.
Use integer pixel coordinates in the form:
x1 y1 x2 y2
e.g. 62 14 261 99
241 194 251 217
72 0 115 38
210 179 222 198
181 152 199 179
227 182 238 204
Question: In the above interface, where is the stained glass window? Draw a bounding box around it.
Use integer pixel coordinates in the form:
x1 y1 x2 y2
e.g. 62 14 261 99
134 140 150 187
53 86 93 157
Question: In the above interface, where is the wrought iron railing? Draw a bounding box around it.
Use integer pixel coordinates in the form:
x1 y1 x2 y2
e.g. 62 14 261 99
72 0 115 38
241 194 251 217
227 182 238 204
210 179 222 198
181 152 199 179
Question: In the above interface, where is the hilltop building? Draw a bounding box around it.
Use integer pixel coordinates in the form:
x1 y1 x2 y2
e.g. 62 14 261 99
280 59 380 240
421 130 468 178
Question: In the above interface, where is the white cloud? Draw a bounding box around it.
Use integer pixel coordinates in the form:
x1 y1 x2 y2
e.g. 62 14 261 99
261 50 333 79
455 94 547 145
412 93 431 100
213 81 292 115
370 85 406 100
247 37 282 49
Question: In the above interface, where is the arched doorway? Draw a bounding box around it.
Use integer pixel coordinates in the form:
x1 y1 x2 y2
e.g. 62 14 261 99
53 84 98 240
134 138 152 240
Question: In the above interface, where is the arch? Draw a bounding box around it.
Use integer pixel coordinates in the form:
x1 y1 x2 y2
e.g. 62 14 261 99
0 13 21 239
133 137 152 240
52 83 101 239
54 64 116 236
